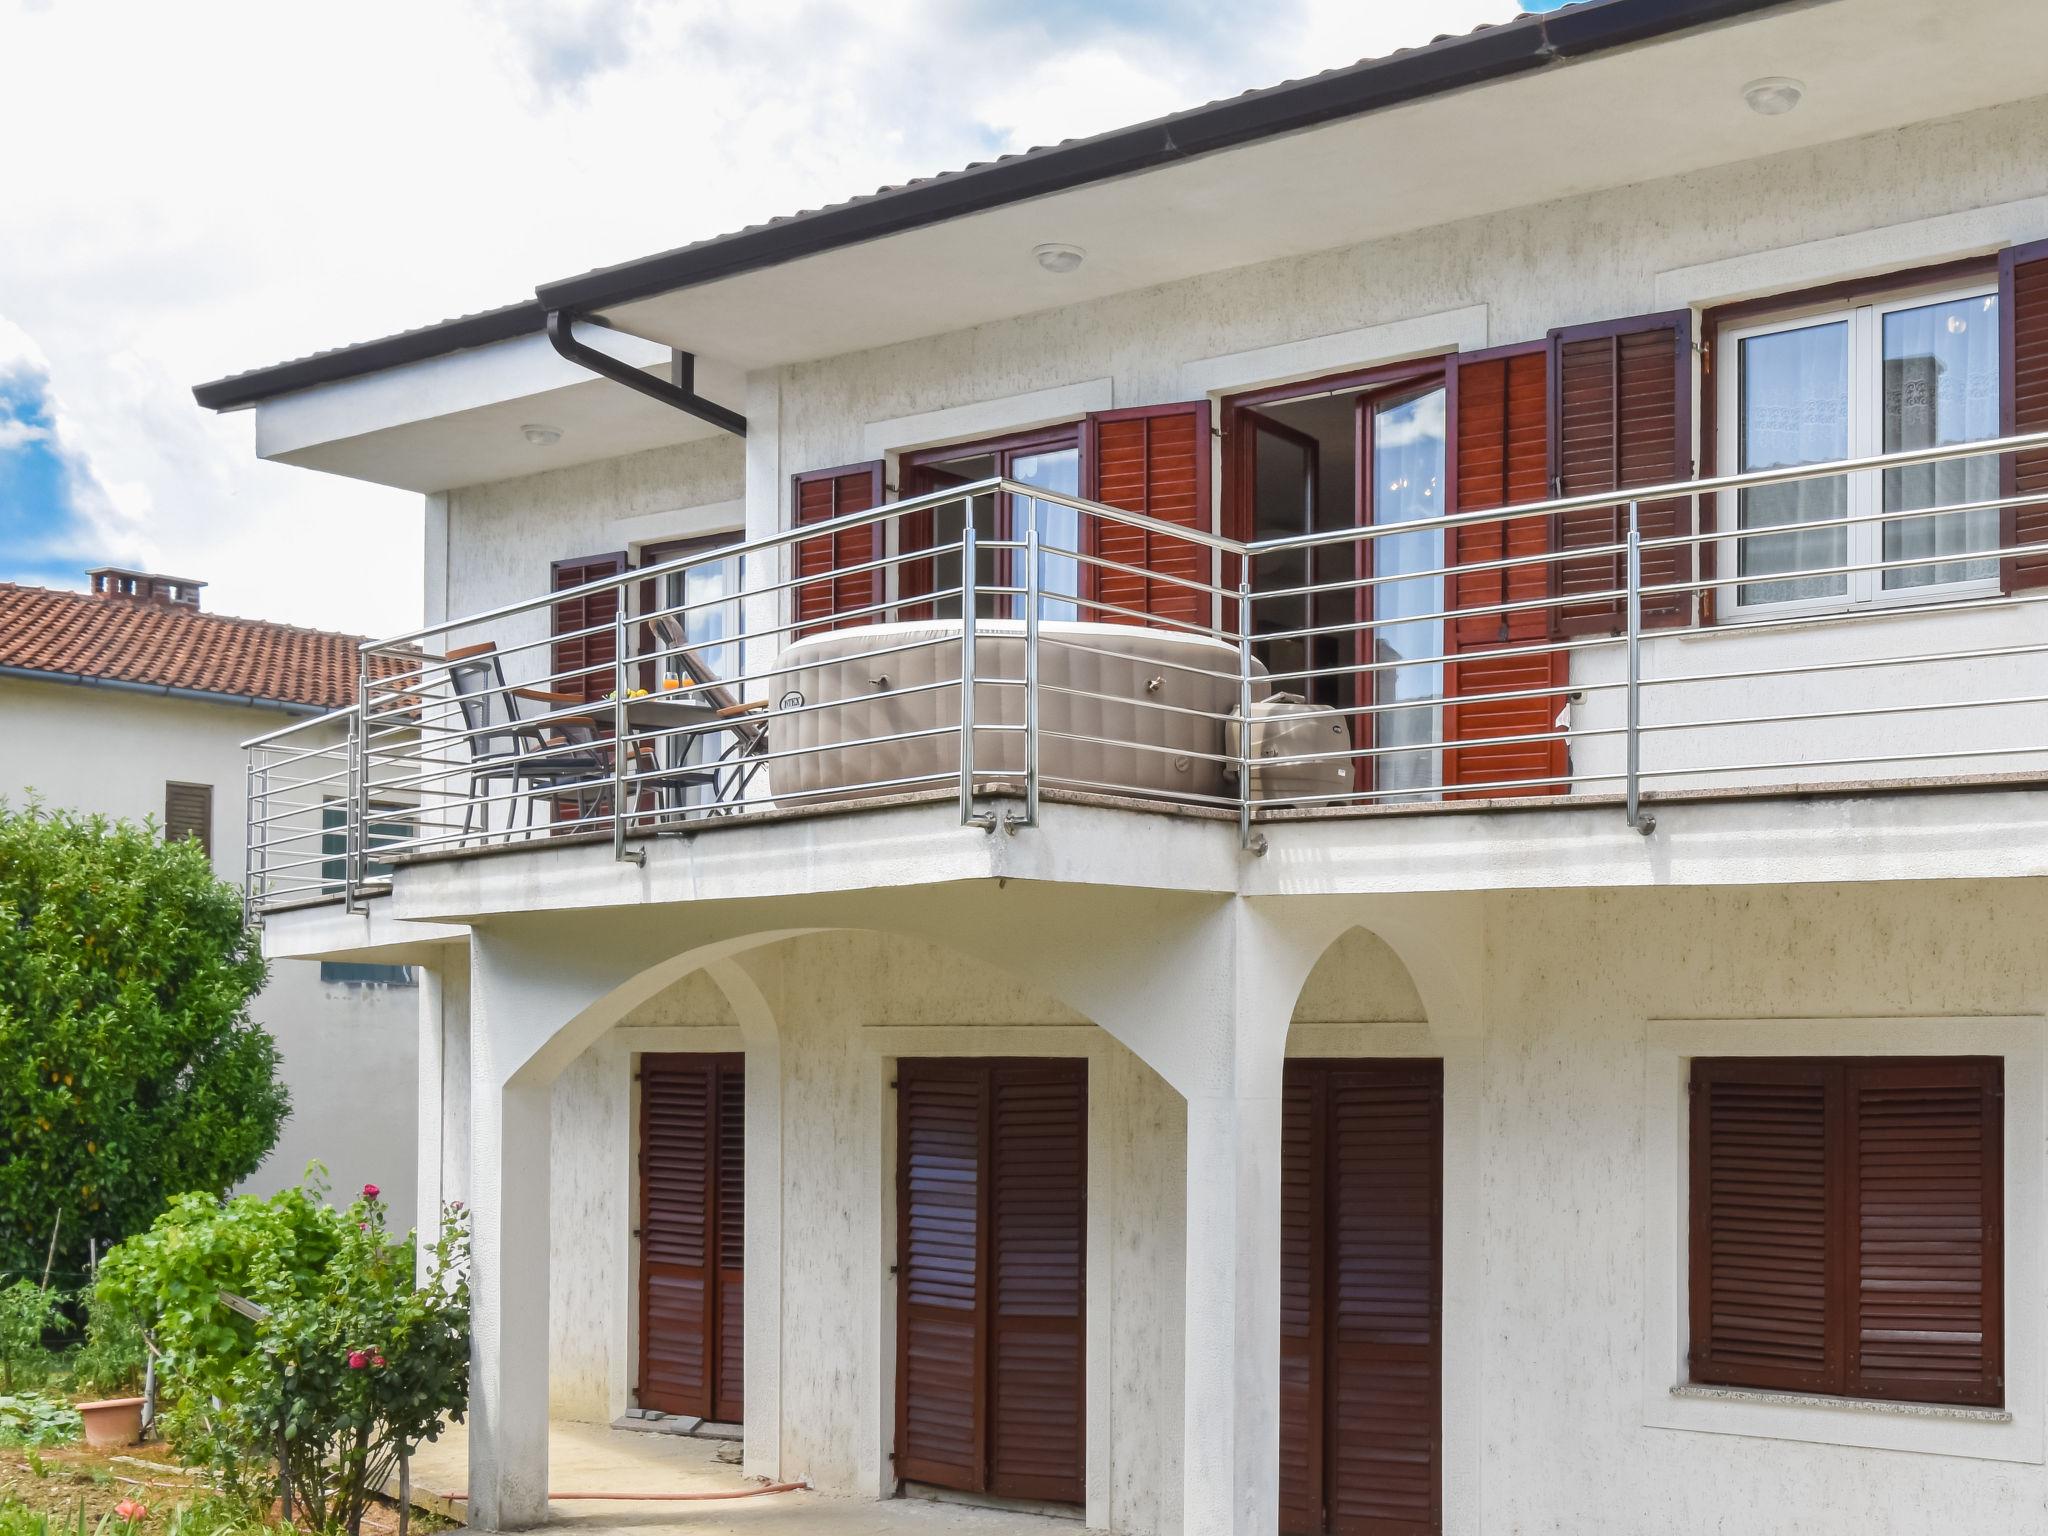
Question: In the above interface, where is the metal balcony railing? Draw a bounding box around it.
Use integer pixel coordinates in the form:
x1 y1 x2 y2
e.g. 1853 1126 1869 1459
244 428 2048 917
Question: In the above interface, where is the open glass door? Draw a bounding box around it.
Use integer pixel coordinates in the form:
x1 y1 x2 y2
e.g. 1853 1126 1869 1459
1360 387 1447 801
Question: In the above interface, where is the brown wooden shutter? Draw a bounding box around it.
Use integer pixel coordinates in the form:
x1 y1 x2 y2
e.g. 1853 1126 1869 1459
1444 345 1568 797
896 1063 988 1491
1548 312 1693 634
987 1063 1087 1503
792 462 886 634
1281 1060 1442 1536
1278 1069 1323 1536
1325 1063 1442 1535
1999 239 2048 590
1843 1061 2002 1406
1688 1060 1838 1394
551 552 629 701
638 1054 743 1422
639 1055 715 1417
714 1063 747 1423
1086 402 1212 628
163 781 213 856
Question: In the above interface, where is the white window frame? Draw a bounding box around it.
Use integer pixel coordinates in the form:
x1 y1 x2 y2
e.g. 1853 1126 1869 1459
1716 278 2002 622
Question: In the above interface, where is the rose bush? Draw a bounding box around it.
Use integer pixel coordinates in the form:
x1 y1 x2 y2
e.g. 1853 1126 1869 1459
93 1177 468 1535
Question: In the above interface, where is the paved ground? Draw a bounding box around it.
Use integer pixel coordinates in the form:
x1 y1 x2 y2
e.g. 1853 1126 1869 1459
409 1420 1073 1534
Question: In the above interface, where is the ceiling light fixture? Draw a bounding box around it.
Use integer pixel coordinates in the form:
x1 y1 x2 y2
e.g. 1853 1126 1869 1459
1742 76 1805 116
1034 242 1086 275
520 424 563 446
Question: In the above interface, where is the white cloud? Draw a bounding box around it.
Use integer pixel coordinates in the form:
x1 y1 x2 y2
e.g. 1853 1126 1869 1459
0 0 1512 635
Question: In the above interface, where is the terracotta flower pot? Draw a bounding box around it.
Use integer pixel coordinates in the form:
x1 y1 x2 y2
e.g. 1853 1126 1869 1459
77 1396 145 1450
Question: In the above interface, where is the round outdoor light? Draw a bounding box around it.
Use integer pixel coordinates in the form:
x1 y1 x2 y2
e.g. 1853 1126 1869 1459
1034 242 1086 275
1743 77 1805 116
520 423 564 446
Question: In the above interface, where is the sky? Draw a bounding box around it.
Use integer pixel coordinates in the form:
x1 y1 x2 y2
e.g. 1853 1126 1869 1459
0 0 1520 637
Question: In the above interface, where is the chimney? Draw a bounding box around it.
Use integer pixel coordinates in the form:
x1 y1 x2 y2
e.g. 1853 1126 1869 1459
87 567 206 610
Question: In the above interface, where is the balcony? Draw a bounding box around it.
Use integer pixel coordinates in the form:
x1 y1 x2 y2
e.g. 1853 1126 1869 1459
244 430 2048 918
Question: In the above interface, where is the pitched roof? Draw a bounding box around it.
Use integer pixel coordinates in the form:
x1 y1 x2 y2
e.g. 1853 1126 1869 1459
192 0 1793 411
0 582 373 712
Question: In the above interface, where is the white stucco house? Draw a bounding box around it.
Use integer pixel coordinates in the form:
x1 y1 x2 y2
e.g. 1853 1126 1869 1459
193 0 2048 1530
0 569 419 1233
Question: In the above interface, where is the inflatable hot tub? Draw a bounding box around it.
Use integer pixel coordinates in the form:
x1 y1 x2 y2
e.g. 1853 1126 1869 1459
768 620 1266 805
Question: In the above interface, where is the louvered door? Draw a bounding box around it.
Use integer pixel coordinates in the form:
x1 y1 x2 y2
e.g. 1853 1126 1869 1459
1281 1060 1443 1536
1445 345 1568 796
1548 313 1693 633
897 1064 989 1491
989 1064 1087 1502
639 1054 743 1421
1086 403 1212 628
792 462 886 634
896 1059 1087 1503
1999 239 2048 590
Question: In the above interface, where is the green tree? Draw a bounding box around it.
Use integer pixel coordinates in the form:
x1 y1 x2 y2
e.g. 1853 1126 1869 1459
0 802 286 1284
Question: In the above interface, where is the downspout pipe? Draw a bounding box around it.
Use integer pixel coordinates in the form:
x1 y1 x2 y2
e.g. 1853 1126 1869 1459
544 310 747 437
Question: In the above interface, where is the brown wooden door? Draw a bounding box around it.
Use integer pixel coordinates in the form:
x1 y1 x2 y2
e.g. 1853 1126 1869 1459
639 1053 744 1422
896 1059 1087 1504
1281 1060 1443 1535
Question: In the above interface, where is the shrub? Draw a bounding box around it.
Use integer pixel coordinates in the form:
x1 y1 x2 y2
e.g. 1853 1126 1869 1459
0 1395 79 1448
0 804 286 1283
0 1282 61 1393
94 1181 469 1535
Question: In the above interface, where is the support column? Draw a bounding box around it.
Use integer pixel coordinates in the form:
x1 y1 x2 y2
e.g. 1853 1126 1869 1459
1182 1086 1285 1536
465 936 557 1533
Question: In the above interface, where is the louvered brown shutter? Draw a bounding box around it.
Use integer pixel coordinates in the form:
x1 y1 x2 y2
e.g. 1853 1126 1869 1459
1999 240 2048 590
639 1056 714 1417
1086 402 1212 628
792 462 885 634
1688 1060 1838 1394
552 552 629 701
163 781 213 856
1278 1069 1323 1536
1548 312 1693 633
1325 1063 1442 1535
896 1063 988 1491
714 1063 747 1423
1445 346 1568 797
988 1063 1087 1503
1843 1061 2002 1406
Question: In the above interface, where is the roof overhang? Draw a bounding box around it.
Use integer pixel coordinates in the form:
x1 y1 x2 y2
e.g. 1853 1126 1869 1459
197 0 2048 493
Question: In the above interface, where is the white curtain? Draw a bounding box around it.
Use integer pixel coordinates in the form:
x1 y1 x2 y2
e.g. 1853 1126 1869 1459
1737 320 1849 606
1370 389 1446 801
1881 293 2001 589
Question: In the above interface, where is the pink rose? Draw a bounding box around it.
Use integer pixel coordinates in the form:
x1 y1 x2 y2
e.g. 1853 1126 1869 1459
373 1354 387 1367
115 1501 147 1522
347 1350 367 1370
362 1183 380 1200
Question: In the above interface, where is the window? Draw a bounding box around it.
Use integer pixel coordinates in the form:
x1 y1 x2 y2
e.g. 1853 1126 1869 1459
321 802 411 891
320 960 416 987
1719 283 2002 616
1689 1056 2002 1406
641 533 746 808
901 426 1083 621
164 781 212 856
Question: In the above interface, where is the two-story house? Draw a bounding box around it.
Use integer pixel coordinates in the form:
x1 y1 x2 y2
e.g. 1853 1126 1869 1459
195 0 2048 1530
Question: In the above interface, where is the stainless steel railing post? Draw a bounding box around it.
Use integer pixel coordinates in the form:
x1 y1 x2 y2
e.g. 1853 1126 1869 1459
613 608 642 866
347 656 369 910
1020 508 1041 830
1625 499 1655 835
1238 574 1260 852
960 521 980 826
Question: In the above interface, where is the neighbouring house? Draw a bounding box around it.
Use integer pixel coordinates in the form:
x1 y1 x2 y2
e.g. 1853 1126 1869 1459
0 570 420 1233
192 0 2048 1531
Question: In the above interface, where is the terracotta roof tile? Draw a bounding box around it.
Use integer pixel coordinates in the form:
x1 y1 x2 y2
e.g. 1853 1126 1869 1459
0 582 383 711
